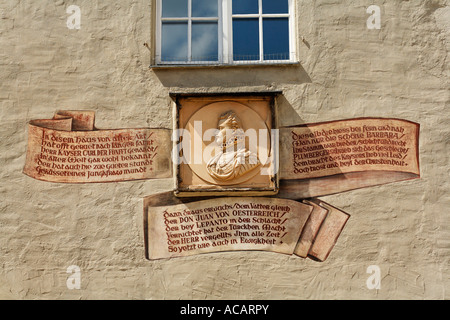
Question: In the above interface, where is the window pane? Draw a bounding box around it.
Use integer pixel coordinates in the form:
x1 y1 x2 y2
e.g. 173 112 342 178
161 22 188 61
162 0 188 17
262 0 289 14
232 0 259 14
233 18 259 61
192 22 218 61
263 18 289 60
192 0 218 17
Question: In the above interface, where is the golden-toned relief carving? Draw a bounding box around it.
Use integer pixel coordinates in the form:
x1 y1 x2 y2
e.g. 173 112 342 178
206 111 261 182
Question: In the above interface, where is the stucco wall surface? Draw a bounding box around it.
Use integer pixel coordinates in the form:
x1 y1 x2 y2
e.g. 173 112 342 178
0 0 448 299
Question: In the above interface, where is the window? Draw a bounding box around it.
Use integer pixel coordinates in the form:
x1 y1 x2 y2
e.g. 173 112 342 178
155 0 296 65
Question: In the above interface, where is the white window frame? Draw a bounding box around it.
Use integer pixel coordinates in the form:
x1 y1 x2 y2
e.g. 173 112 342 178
155 0 296 65
155 0 222 64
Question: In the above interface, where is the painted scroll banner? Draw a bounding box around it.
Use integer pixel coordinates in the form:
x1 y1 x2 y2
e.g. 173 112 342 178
144 192 350 261
279 118 420 199
294 199 350 262
23 111 172 183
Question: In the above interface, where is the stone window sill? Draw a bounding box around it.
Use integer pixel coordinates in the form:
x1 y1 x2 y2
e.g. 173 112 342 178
150 61 300 70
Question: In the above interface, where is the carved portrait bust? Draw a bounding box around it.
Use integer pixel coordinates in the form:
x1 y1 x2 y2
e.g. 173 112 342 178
174 94 279 197
206 111 261 181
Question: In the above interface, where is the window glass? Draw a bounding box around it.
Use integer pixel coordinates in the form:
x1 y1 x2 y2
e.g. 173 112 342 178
233 18 259 61
262 0 289 14
192 0 218 17
161 22 188 61
232 0 259 15
162 0 188 17
192 22 219 61
263 18 289 60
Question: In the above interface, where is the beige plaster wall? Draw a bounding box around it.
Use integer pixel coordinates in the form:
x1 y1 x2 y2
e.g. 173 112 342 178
0 0 448 299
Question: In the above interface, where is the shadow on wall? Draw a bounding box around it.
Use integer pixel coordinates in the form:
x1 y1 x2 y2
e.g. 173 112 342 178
276 94 306 127
152 61 312 128
151 63 312 89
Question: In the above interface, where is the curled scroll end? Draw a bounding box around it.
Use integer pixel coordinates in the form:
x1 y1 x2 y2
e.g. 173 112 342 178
29 118 73 132
54 110 96 131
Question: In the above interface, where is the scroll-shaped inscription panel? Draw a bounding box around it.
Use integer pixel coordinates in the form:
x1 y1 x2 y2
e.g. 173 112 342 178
279 118 420 198
294 199 350 261
23 111 172 183
144 195 313 260
294 200 329 258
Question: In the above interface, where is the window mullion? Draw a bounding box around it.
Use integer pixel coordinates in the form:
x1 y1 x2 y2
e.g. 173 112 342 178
259 0 263 62
187 0 192 62
189 17 219 21
289 0 295 62
161 17 192 21
218 0 224 63
231 14 260 18
156 0 162 63
223 0 232 64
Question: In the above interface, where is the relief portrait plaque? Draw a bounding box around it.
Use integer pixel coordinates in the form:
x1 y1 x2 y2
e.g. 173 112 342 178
173 93 279 197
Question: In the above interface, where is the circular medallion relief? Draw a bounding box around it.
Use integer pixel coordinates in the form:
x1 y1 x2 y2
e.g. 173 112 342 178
184 101 270 186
